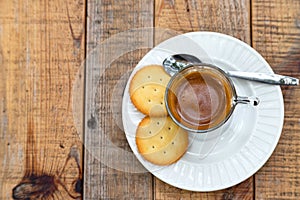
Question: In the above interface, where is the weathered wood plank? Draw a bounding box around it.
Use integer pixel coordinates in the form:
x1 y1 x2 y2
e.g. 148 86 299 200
155 0 251 42
0 0 85 199
84 0 154 199
252 0 300 199
154 0 253 199
155 178 253 200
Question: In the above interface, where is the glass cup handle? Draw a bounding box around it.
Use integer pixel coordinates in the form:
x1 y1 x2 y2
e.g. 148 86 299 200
235 96 260 106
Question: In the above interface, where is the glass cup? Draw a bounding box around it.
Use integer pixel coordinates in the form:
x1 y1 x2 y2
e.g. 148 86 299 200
165 63 259 133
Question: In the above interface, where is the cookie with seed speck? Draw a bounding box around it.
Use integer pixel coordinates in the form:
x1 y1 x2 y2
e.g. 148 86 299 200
136 116 188 166
129 65 170 116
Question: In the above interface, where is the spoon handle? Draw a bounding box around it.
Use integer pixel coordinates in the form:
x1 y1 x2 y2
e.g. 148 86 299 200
227 71 299 85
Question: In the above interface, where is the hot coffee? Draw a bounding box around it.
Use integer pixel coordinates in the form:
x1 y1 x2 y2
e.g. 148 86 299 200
166 65 234 131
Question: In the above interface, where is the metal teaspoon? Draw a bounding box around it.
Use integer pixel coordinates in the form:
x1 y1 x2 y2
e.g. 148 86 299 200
163 54 299 85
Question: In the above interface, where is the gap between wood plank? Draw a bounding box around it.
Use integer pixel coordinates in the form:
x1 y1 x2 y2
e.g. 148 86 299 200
82 0 88 198
249 1 255 198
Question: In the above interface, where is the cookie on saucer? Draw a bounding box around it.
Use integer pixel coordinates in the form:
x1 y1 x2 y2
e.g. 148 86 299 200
129 65 170 117
136 116 188 166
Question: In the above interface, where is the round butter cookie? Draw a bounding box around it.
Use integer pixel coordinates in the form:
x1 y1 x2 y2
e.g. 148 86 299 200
129 65 170 116
136 116 188 166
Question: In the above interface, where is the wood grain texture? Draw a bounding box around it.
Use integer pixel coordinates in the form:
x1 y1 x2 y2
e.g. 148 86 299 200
0 0 85 199
155 0 251 42
154 0 253 199
84 0 154 199
252 0 300 199
1 0 299 199
155 178 253 200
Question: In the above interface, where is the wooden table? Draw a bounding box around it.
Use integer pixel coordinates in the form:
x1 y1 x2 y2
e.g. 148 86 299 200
0 0 299 199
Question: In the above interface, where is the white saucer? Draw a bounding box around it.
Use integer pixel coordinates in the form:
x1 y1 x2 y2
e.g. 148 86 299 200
122 32 284 191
